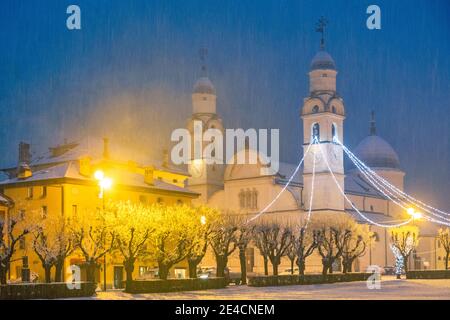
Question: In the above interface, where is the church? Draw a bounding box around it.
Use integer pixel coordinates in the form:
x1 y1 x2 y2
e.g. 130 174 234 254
186 41 443 274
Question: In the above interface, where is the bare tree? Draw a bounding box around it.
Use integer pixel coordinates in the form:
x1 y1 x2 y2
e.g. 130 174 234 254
390 226 419 273
253 227 270 275
0 209 31 284
32 227 57 283
438 228 450 270
234 221 255 284
294 227 319 276
73 224 115 283
255 223 292 276
210 217 237 278
340 233 366 273
316 226 343 275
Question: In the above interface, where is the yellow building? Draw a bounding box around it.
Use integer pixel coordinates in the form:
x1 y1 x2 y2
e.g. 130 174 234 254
0 138 198 288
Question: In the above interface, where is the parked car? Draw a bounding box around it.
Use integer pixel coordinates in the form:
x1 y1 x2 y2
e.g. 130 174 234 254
197 266 242 285
382 266 395 275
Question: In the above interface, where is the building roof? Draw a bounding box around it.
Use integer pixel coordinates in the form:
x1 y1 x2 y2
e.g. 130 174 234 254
353 135 401 170
193 77 216 95
310 49 336 71
0 161 198 197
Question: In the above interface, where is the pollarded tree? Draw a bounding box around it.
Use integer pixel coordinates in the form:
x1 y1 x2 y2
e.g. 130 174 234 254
109 202 154 286
390 226 419 273
0 207 33 284
293 227 319 276
330 216 370 274
253 226 270 275
314 215 345 275
438 228 450 270
151 204 199 280
186 206 220 279
210 215 238 278
32 213 75 283
234 219 255 284
72 209 116 283
255 222 292 276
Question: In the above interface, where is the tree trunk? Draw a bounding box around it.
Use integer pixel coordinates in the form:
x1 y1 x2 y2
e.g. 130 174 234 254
86 262 97 283
445 252 449 270
297 259 306 276
272 262 279 276
290 259 294 275
215 256 227 278
44 265 52 283
0 266 7 285
263 255 268 276
188 259 199 279
158 264 170 280
403 255 409 273
54 259 64 282
239 246 247 285
124 259 135 285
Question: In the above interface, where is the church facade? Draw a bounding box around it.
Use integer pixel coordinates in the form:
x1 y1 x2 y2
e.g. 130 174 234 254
187 44 443 275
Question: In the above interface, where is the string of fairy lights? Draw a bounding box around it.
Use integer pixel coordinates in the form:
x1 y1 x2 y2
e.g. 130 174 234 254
247 134 450 232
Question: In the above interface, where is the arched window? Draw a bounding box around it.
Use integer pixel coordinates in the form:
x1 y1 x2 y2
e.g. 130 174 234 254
239 190 245 209
252 189 258 209
245 190 252 208
312 105 319 113
312 123 320 141
332 106 336 114
331 123 338 140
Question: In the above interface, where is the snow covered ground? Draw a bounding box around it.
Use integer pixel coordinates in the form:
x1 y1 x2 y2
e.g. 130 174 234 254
77 277 450 300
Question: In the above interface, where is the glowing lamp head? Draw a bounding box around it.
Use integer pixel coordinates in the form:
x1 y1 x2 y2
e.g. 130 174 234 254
100 177 113 190
94 170 105 181
200 215 207 225
407 207 422 220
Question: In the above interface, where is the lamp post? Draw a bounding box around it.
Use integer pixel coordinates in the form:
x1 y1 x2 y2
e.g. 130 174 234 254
94 170 112 291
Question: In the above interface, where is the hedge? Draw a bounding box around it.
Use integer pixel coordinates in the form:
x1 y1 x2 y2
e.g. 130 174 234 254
125 277 227 293
0 282 97 300
406 270 450 279
247 273 372 287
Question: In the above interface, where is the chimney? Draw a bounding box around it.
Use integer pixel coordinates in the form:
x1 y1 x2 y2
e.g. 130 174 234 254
79 156 91 177
162 149 169 168
17 142 32 179
103 137 110 159
144 166 154 185
18 142 31 165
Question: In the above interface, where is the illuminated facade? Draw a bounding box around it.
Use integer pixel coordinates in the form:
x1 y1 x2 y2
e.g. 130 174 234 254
0 138 198 288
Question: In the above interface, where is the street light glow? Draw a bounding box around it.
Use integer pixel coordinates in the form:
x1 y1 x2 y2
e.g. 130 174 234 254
100 177 113 190
200 215 207 225
407 207 423 220
94 170 105 181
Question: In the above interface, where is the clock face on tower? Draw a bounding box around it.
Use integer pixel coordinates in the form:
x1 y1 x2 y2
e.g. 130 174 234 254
330 147 339 165
189 159 203 178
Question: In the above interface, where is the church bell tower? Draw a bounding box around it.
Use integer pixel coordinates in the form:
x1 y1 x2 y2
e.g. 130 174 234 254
302 18 345 212
187 49 224 203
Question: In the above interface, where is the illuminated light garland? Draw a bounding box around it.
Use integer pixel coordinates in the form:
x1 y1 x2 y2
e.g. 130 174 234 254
304 137 318 228
335 138 450 224
318 142 413 228
247 140 315 223
390 244 405 276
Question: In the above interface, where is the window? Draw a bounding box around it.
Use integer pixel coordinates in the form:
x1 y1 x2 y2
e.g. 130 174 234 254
322 73 327 77
19 237 26 250
139 195 147 204
332 123 338 140
312 105 319 113
438 241 441 249
370 205 374 212
27 187 33 199
41 186 47 198
72 205 78 220
41 206 48 219
157 197 164 204
173 179 178 184
332 106 337 114
239 191 245 209
312 123 320 141
176 199 183 205
239 189 258 210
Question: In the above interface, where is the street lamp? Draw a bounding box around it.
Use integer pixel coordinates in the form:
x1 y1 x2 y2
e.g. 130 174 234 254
407 207 423 220
94 170 113 291
200 215 207 225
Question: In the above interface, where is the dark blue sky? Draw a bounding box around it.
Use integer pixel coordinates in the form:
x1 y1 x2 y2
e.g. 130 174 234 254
0 0 449 210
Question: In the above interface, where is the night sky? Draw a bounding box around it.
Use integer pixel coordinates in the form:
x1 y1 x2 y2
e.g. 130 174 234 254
0 1 449 210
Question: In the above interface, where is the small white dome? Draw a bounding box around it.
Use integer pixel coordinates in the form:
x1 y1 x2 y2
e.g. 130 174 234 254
354 135 400 169
310 50 336 71
193 77 216 95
